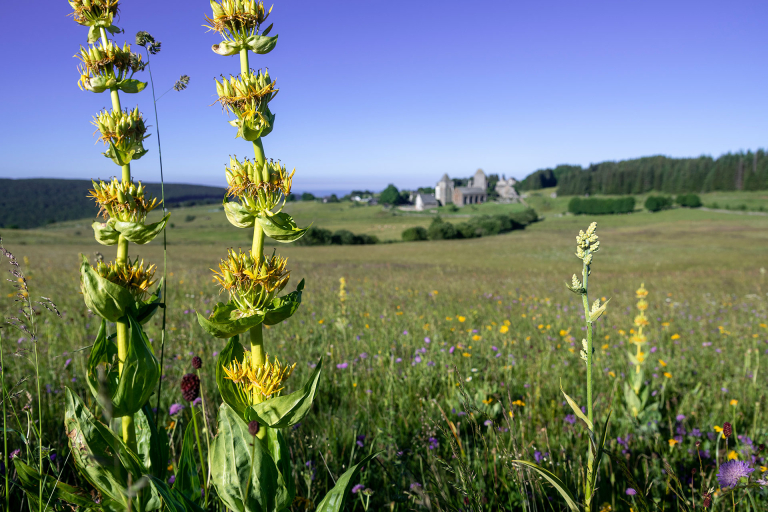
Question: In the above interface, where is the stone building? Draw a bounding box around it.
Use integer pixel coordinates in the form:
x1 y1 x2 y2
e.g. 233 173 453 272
452 169 487 206
495 176 520 202
435 174 454 206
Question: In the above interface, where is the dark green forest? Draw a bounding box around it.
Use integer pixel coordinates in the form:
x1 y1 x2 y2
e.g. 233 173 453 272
518 150 768 195
0 179 226 229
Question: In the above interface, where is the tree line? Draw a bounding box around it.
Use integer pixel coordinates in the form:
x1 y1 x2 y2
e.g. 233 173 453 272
518 150 768 195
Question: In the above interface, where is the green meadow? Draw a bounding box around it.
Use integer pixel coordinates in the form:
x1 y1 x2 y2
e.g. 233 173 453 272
2 199 768 510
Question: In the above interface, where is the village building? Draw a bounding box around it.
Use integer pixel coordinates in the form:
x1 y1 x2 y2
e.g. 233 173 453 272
413 193 438 211
435 174 454 206
452 169 488 206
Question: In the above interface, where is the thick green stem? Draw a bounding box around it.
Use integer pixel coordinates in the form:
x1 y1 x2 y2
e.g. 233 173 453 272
240 48 250 76
249 325 266 369
101 28 137 451
252 138 266 167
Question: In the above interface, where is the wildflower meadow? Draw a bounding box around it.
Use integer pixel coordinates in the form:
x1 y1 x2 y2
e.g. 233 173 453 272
2 0 768 511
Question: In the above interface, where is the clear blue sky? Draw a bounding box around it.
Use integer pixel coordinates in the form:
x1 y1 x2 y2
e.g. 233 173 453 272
2 0 767 194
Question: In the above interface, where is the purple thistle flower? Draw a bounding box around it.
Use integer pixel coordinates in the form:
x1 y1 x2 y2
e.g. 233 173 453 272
716 460 754 488
564 414 576 425
64 358 72 368
336 362 348 369
168 475 176 484
351 484 365 494
169 403 185 416
625 488 637 495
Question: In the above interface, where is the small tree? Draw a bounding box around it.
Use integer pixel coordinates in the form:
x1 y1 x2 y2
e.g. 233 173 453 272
380 184 402 205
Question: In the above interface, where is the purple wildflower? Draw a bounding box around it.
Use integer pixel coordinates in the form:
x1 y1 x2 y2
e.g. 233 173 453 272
169 403 184 416
716 460 754 488
336 363 348 369
351 484 365 494
625 488 637 495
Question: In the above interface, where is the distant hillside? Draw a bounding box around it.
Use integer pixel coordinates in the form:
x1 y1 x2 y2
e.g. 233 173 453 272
518 150 768 195
0 179 226 229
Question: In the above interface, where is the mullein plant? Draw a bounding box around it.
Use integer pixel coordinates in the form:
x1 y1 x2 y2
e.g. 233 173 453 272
198 1 377 510
514 222 612 512
622 284 660 431
7 2 212 511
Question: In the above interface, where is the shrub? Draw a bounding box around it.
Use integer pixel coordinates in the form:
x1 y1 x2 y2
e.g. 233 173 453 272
427 217 457 240
184 214 196 222
676 193 702 208
356 233 379 245
455 222 479 239
297 226 332 246
301 192 316 201
401 226 428 242
331 229 357 245
380 184 404 205
644 195 673 212
568 197 635 215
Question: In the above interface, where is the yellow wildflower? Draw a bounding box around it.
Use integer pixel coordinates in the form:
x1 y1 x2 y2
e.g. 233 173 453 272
730 399 738 406
668 439 678 447
727 450 738 460
458 316 466 323
512 400 525 407
500 325 509 334
472 335 481 341
222 354 296 405
671 333 680 340
659 359 667 367
663 372 672 378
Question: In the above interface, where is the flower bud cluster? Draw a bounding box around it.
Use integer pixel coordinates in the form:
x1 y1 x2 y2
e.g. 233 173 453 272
92 107 150 156
93 257 157 299
77 41 144 90
222 353 296 405
226 156 294 214
205 0 272 41
212 249 290 316
216 69 277 139
89 177 159 222
69 0 119 28
575 222 599 266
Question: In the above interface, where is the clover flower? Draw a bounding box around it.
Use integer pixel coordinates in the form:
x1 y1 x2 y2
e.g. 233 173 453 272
222 353 296 404
215 69 277 140
225 156 294 214
205 0 272 41
89 177 159 222
716 459 753 488
212 249 289 316
91 108 150 163
93 257 157 299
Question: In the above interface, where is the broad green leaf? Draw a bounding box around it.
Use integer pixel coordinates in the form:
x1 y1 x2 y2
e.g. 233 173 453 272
118 79 147 94
174 421 202 505
136 405 169 481
148 475 190 512
87 25 101 44
80 253 135 322
245 358 322 428
257 212 307 243
245 34 278 54
64 388 146 508
13 459 93 508
197 302 265 339
85 315 160 417
216 336 249 417
590 408 613 494
511 460 580 512
263 279 304 325
224 199 256 228
265 428 295 511
93 219 120 246
114 213 170 244
210 403 281 512
560 380 593 432
315 452 380 512
133 279 163 325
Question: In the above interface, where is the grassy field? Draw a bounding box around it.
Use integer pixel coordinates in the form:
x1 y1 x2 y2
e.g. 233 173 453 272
2 203 768 510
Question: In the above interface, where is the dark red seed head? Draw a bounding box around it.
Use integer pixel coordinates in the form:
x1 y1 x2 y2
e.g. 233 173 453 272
180 373 200 402
248 421 260 437
703 493 712 508
723 422 732 438
192 356 203 370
